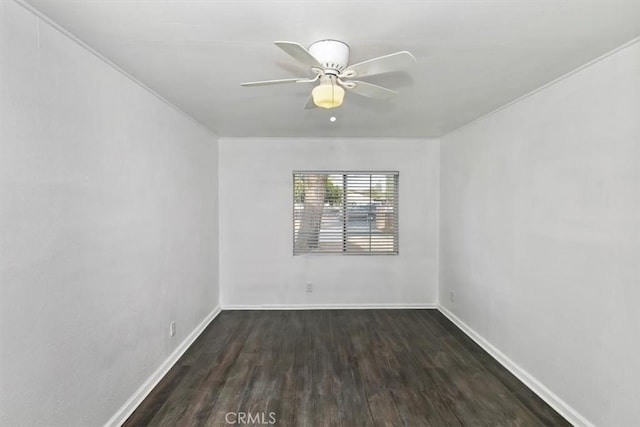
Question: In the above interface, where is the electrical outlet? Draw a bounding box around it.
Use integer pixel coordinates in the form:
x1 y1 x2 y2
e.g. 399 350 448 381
450 291 455 303
169 321 176 337
305 282 313 293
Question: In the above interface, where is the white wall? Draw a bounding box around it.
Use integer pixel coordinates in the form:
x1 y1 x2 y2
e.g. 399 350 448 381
219 138 439 308
0 2 219 426
440 40 640 426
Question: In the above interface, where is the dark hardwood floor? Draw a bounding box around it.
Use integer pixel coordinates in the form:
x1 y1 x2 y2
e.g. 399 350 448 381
124 310 570 426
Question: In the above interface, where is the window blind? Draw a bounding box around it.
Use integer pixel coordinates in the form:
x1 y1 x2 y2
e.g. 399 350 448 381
293 171 399 255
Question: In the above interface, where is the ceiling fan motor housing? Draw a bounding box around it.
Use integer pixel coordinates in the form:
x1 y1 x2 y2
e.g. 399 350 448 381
308 40 350 74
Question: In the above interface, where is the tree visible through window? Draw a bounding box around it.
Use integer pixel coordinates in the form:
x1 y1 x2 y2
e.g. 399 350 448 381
293 171 398 254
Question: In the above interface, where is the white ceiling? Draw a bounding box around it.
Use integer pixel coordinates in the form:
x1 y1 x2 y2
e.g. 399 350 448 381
24 0 640 138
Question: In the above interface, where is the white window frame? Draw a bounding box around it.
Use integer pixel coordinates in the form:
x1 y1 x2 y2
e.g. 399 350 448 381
293 171 399 255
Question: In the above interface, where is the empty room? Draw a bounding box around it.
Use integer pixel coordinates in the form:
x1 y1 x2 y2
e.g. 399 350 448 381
1 0 639 426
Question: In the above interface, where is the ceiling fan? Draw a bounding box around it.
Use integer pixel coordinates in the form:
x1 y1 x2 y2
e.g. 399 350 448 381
241 40 416 109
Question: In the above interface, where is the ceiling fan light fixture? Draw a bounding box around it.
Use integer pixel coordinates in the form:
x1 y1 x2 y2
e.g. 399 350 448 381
312 76 344 109
241 40 416 109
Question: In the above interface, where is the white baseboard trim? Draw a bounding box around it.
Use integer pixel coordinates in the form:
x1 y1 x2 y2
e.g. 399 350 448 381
437 305 593 427
221 303 437 310
105 305 222 427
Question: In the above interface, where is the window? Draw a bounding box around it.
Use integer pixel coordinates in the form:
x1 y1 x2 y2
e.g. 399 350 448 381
293 171 399 255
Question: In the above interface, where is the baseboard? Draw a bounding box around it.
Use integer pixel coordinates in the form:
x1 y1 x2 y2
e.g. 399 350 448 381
437 305 593 427
105 305 222 427
222 303 438 310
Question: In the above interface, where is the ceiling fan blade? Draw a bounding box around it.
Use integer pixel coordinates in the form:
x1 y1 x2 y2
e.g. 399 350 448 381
304 95 317 109
342 51 416 78
342 80 397 99
275 41 323 69
241 78 306 87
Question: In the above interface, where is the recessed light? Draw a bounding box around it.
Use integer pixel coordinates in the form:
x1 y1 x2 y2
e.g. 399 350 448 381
329 116 337 122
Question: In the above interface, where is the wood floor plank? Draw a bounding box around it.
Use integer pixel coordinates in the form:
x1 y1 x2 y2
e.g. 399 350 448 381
365 389 404 427
164 313 255 426
124 309 571 427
